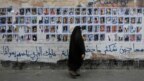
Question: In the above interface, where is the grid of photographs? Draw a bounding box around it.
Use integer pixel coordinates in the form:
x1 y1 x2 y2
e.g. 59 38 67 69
0 7 143 42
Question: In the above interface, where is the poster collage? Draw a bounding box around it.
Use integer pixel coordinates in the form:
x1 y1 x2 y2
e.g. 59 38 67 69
0 7 143 43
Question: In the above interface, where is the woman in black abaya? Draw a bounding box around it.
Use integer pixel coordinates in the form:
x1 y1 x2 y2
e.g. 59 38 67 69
68 26 85 78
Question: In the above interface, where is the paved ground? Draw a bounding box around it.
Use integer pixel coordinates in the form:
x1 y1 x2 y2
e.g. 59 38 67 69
0 69 144 81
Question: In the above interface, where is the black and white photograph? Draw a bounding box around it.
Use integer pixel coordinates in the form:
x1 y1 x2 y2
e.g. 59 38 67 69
94 17 99 23
57 8 61 15
118 17 123 24
93 8 99 15
38 8 43 15
32 8 37 15
100 8 105 15
124 34 129 41
39 17 43 24
136 34 142 41
25 8 31 15
131 17 136 24
63 17 68 24
106 25 111 33
81 16 86 24
106 17 112 24
57 34 62 42
25 34 31 41
32 26 37 33
0 25 6 33
75 16 80 24
7 25 13 33
124 17 129 24
137 17 142 24
44 25 49 33
63 34 68 42
94 25 99 32
0 8 6 15
100 17 105 24
75 8 80 15
14 25 19 33
69 17 74 24
88 25 93 32
62 25 69 33
63 8 68 15
112 8 118 15
31 17 37 24
57 17 62 24
25 26 31 33
81 25 87 33
87 8 92 15
50 25 56 33
39 25 44 33
69 8 74 15
19 17 25 24
100 34 105 41
87 34 93 41
7 17 12 24
94 34 99 41
32 34 37 41
25 17 31 24
44 16 49 24
0 17 6 24
87 16 93 24
46 34 50 41
50 17 56 24
81 8 86 15
6 34 13 42
118 25 123 33
19 8 24 15
106 8 111 15
112 17 117 24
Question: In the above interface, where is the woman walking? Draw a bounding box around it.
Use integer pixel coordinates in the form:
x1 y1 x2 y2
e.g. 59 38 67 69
68 26 85 78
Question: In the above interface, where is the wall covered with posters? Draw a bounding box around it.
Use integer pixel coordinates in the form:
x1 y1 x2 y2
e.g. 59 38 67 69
0 0 144 63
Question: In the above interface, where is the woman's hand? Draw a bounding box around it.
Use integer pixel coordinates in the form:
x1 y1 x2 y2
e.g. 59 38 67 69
82 54 85 59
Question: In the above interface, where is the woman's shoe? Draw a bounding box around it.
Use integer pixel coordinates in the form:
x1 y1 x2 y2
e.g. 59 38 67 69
70 73 76 79
69 71 77 79
75 72 80 76
75 73 80 76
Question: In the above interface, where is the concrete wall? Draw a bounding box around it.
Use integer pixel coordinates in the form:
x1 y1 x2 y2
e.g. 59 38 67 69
0 0 144 63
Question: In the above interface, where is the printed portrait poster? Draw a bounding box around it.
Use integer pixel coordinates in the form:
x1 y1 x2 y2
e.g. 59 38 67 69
19 26 25 36
69 24 76 33
57 25 63 33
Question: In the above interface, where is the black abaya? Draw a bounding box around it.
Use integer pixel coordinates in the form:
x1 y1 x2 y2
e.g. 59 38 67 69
68 26 85 71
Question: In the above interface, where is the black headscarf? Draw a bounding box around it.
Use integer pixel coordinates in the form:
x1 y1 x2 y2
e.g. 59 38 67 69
70 26 82 42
